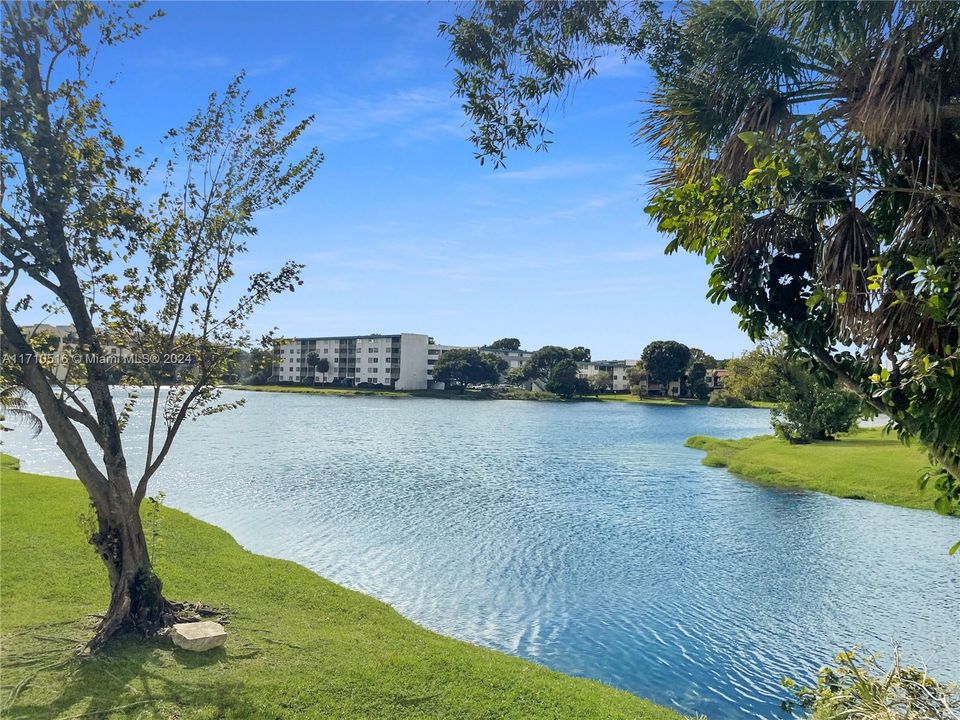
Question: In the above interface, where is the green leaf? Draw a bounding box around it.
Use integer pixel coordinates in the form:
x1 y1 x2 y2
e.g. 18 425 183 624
837 291 847 305
933 496 953 515
949 540 960 556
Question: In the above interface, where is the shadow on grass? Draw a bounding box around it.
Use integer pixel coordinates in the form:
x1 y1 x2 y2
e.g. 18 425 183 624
4 624 263 720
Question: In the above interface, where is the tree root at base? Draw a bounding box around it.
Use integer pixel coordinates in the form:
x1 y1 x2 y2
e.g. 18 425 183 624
82 599 229 654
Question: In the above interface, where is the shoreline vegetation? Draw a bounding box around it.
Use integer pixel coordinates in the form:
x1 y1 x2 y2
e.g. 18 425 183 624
685 428 942 512
232 384 773 408
0 454 682 720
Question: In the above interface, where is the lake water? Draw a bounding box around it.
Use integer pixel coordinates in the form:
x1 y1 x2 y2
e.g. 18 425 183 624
4 390 958 718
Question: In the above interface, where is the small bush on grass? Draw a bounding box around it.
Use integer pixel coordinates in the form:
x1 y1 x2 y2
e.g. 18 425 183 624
782 648 960 719
708 390 749 407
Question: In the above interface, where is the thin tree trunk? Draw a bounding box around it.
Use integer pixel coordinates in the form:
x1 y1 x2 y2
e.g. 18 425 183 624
85 467 168 649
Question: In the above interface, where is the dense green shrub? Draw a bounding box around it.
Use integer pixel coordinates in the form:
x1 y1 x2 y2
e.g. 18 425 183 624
771 368 861 443
708 390 749 408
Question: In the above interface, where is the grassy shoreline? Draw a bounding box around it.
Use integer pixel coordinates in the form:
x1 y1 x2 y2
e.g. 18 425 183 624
233 384 772 407
685 428 940 511
0 454 681 720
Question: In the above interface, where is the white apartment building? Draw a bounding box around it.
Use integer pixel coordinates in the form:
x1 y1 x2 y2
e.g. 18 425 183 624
576 359 643 393
478 346 535 371
273 333 432 390
273 332 721 397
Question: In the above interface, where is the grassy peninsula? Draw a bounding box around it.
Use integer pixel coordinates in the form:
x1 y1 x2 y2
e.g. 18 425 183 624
0 455 681 720
685 428 938 511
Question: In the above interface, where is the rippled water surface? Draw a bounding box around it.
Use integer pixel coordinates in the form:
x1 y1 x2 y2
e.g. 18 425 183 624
6 390 958 718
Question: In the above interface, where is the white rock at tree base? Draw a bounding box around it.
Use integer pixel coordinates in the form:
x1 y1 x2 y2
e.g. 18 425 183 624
169 621 228 652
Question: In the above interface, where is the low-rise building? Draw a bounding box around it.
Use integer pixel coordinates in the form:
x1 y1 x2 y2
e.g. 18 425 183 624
272 332 724 398
273 333 432 390
706 369 729 390
478 346 535 371
576 360 642 393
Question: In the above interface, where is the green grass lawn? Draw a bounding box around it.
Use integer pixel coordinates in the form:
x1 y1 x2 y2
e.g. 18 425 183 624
596 394 707 406
685 428 940 511
596 395 774 408
0 454 681 720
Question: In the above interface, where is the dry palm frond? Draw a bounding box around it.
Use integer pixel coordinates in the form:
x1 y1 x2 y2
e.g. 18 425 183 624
869 286 944 359
893 196 960 256
641 81 724 187
819 204 879 334
717 91 792 181
844 33 943 153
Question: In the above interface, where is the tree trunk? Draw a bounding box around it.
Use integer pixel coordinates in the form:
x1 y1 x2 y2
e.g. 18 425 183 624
87 489 168 649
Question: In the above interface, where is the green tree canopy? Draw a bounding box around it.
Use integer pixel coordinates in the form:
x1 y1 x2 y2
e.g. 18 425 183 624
688 348 719 370
242 349 275 385
505 367 526 386
625 365 648 394
545 358 585 399
724 339 784 402
432 349 502 392
570 346 591 362
490 337 521 350
522 345 573 380
588 372 613 396
641 341 691 388
687 362 709 400
772 361 862 444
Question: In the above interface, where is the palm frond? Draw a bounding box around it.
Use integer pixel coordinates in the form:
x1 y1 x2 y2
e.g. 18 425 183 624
0 385 43 437
818 204 878 335
843 30 945 154
893 196 960 255
717 90 792 181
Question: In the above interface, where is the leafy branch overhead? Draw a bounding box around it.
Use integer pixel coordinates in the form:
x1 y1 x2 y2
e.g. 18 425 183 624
444 0 960 519
440 0 662 167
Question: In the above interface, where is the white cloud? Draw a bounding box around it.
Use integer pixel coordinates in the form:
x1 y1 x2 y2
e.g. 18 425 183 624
491 161 611 182
308 86 464 144
590 53 645 79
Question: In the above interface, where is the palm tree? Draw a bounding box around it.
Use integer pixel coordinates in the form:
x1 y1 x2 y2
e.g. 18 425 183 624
639 0 960 487
0 385 42 436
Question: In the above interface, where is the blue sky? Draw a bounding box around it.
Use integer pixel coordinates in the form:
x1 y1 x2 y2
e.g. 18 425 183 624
42 1 753 360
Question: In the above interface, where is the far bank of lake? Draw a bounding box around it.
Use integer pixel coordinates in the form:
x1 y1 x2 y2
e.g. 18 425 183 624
4 391 957 719
234 383 772 407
